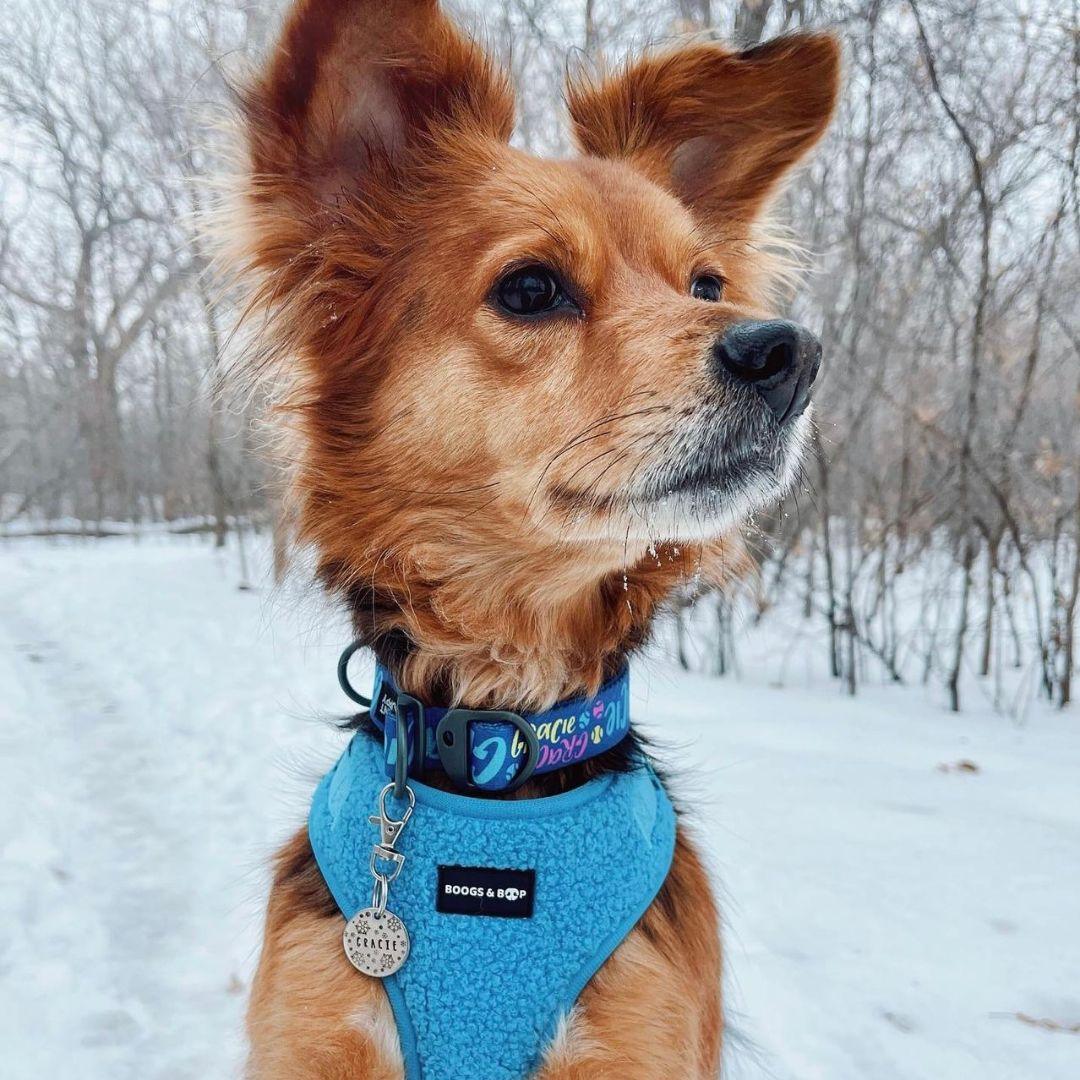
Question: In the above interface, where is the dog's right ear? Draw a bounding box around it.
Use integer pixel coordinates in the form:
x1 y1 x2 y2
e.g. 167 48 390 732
567 33 839 227
240 0 513 267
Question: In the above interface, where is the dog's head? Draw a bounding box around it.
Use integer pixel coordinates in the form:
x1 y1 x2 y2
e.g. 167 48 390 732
228 0 839 693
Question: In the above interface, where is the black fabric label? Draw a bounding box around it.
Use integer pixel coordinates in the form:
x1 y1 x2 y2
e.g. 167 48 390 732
436 865 536 919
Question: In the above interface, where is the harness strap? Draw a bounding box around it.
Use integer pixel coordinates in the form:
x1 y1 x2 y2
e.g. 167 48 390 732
367 662 630 793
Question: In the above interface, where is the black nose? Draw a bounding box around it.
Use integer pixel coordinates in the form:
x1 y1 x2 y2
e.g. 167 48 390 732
713 319 823 424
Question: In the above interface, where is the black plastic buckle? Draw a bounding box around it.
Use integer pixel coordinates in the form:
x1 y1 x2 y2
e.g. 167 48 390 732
434 709 540 794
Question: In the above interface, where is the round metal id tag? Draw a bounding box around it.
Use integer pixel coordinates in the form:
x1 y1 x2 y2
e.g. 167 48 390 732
343 907 410 977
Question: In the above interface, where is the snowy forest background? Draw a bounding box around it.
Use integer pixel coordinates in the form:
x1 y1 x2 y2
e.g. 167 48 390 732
2 0 1079 716
3 3 1080 1077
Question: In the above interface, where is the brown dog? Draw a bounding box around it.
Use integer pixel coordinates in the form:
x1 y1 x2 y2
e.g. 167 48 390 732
226 1 839 1075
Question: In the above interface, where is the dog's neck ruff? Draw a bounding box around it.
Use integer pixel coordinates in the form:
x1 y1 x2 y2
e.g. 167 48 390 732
309 732 676 1080
368 662 631 793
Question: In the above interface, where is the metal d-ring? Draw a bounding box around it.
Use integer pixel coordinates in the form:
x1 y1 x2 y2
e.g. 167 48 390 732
393 705 410 798
337 640 371 708
390 693 424 798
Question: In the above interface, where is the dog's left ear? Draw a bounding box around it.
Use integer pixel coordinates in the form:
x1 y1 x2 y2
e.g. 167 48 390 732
568 33 840 225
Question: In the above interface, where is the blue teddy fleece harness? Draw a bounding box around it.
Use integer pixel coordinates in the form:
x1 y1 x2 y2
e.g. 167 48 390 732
309 730 677 1079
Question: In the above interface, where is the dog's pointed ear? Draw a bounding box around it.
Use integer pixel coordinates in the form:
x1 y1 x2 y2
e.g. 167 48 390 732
242 0 513 240
567 33 840 224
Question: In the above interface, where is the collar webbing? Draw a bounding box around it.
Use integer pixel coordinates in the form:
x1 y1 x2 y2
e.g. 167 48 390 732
367 663 631 793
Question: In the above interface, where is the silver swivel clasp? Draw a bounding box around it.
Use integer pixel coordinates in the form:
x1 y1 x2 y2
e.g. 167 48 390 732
367 782 414 915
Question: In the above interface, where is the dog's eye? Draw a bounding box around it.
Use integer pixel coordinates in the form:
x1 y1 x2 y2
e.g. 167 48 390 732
691 275 724 303
495 264 567 317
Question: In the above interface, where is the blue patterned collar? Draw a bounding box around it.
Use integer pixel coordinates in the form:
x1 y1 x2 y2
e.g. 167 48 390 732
367 662 631 794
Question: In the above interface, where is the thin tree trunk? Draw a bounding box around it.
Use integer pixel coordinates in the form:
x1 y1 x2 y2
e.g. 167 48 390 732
979 530 1000 678
675 603 691 671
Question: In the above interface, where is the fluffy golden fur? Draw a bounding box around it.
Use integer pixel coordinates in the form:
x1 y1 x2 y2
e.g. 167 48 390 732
225 1 839 1075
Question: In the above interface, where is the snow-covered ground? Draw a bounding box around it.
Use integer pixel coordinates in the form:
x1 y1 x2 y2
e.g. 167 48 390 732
1 536 1077 1079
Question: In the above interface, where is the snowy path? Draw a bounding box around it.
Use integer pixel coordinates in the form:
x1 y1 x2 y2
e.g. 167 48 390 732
0 539 349 1079
1 538 1078 1079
